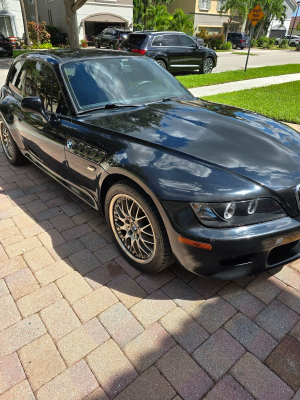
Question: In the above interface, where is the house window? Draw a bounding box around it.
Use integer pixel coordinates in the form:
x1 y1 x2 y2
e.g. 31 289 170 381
0 16 13 37
199 0 211 10
217 0 226 12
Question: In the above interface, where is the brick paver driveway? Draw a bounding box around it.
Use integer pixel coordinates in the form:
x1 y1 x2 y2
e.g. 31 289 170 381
2 140 300 399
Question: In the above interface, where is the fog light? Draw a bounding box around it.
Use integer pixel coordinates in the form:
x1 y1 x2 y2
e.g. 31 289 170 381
224 202 236 219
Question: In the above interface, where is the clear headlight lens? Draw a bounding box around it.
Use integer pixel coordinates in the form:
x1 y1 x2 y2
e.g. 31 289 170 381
191 198 286 228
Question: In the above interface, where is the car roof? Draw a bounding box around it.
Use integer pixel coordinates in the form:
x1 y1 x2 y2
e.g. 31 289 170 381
14 49 141 66
131 31 187 36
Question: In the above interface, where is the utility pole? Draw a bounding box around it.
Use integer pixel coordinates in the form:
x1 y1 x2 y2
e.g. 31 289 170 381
34 0 40 47
19 0 31 47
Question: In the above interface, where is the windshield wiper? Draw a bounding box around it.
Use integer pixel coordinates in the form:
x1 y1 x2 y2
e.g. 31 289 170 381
77 103 140 115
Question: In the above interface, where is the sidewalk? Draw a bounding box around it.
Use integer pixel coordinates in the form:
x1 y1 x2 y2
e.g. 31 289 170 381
190 72 300 97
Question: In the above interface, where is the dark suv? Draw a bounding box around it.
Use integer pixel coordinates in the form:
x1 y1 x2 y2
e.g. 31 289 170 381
120 31 217 74
95 27 132 50
0 32 13 57
227 32 250 50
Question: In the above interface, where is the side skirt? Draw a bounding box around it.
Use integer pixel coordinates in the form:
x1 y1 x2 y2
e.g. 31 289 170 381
24 153 99 210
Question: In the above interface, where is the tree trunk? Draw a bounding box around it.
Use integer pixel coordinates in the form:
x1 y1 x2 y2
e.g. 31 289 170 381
34 0 40 46
19 0 31 47
254 18 265 39
64 0 79 48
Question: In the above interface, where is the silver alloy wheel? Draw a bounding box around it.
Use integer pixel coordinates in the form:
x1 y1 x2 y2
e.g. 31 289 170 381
1 125 13 160
156 59 166 69
203 58 214 74
109 194 156 263
232 43 237 49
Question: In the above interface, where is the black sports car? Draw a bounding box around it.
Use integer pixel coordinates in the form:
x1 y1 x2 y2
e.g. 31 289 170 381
2 50 300 279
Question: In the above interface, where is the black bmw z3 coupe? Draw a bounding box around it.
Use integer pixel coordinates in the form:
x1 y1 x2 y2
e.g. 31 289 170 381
2 50 300 280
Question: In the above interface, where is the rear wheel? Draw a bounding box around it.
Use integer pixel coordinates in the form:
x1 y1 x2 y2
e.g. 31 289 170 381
96 40 100 48
0 123 26 165
232 43 237 49
109 43 114 50
105 180 173 273
155 59 167 69
290 42 296 47
201 57 214 74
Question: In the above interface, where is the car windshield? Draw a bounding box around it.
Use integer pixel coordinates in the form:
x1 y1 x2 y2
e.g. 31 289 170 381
61 57 192 111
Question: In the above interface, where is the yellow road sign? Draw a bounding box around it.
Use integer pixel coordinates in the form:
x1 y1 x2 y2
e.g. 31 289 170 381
248 4 265 26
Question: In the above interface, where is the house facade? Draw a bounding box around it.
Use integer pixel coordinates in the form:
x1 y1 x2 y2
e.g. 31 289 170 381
268 0 298 38
24 0 133 42
0 0 24 39
168 0 241 35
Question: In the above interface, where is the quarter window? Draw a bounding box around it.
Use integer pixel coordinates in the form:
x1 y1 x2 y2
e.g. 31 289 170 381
163 35 180 46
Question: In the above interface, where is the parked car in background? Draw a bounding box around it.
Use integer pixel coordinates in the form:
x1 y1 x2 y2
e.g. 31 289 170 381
0 32 13 57
227 32 250 49
3 50 300 279
120 31 217 73
275 35 300 47
95 27 132 49
7 36 18 48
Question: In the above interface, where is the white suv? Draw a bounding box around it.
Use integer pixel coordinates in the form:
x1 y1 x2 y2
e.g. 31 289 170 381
275 35 300 47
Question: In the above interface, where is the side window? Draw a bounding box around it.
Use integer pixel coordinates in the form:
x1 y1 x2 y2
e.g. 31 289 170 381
152 35 164 46
8 60 25 95
180 35 196 47
36 62 69 115
163 35 180 46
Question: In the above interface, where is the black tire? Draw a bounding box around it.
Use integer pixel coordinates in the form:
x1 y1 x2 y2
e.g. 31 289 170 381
232 43 237 49
96 40 100 48
290 43 296 47
200 57 214 74
105 180 173 273
275 41 278 45
155 59 167 69
0 123 26 165
109 43 114 50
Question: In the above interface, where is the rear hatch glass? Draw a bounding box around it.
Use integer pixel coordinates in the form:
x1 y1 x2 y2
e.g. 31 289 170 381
125 34 147 49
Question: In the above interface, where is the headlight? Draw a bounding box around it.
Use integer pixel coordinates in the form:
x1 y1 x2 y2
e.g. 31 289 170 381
191 198 286 228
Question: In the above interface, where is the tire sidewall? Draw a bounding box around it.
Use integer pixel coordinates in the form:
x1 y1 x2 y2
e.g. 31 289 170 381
1 123 18 164
105 183 166 273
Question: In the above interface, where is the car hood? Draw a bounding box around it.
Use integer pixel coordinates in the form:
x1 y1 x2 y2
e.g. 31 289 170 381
82 99 300 192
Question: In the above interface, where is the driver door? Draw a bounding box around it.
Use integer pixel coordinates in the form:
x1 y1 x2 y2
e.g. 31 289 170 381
14 60 71 178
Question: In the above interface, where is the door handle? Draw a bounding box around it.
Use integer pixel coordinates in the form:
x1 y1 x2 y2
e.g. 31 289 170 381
87 165 96 172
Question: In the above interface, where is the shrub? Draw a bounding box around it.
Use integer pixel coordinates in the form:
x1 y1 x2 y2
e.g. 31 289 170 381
208 33 225 50
197 27 210 46
218 41 231 50
279 38 289 49
251 38 258 47
39 43 52 49
295 43 300 51
269 37 276 46
257 36 268 47
27 21 51 45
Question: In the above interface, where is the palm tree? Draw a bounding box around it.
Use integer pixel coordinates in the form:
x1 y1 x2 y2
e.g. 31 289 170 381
220 0 250 40
169 8 194 35
143 5 170 29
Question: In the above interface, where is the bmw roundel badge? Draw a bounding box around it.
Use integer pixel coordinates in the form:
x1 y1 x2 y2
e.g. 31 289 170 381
67 139 73 149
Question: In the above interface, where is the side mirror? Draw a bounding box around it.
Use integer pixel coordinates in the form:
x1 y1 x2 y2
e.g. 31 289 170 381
21 97 49 123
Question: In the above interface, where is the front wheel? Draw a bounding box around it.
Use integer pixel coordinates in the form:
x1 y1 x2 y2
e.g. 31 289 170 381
0 123 26 165
201 57 214 74
105 180 173 273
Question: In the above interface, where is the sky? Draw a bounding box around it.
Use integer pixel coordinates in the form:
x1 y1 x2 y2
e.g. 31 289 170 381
292 5 300 16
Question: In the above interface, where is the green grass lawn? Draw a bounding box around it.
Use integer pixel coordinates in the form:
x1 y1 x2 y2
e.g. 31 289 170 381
176 64 300 89
231 52 257 55
202 80 300 124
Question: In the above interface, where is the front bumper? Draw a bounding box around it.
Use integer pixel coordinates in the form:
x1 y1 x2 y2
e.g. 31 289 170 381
163 201 300 279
